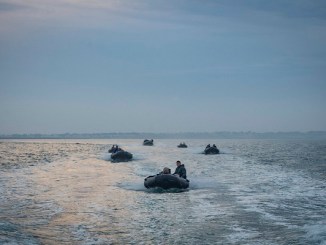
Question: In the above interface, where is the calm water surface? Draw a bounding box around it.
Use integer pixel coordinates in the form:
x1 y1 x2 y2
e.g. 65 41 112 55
0 139 325 244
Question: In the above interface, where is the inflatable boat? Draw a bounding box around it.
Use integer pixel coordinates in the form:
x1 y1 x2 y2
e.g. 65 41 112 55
204 146 220 155
144 174 189 189
143 139 154 146
111 150 133 161
177 143 187 148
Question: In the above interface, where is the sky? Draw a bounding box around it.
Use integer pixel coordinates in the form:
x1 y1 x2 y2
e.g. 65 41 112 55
0 0 326 134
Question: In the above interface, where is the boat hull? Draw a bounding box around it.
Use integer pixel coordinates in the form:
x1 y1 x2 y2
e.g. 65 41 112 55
204 147 220 154
111 151 133 161
144 174 189 189
143 139 154 146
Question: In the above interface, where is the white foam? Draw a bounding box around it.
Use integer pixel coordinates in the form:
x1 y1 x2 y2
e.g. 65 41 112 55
188 178 220 190
303 221 326 245
228 225 261 244
99 153 111 161
117 180 147 191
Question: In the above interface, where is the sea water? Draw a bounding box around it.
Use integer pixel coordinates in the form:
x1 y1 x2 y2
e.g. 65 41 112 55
0 139 325 244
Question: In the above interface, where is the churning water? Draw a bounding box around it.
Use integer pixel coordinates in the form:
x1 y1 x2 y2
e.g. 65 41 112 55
0 139 325 244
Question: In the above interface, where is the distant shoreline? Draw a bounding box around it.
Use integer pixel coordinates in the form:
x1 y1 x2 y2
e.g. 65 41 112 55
1 131 326 140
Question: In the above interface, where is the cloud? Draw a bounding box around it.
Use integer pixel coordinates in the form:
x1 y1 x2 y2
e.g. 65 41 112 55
1 0 324 38
0 2 27 12
243 0 326 19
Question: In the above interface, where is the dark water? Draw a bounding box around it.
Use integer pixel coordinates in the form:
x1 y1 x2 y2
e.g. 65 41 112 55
0 139 325 244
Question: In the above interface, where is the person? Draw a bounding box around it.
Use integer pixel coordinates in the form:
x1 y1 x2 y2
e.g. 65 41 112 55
114 147 123 153
112 145 118 153
206 144 210 149
160 167 171 174
173 160 187 179
212 144 217 148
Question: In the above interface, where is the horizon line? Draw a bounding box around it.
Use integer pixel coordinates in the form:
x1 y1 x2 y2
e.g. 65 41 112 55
1 130 326 135
1 131 326 140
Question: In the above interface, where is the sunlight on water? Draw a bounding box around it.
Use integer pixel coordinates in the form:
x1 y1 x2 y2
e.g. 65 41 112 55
0 139 325 244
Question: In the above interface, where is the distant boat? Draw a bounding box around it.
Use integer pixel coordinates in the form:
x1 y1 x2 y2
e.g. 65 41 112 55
204 145 220 154
144 174 189 189
177 142 188 148
111 150 133 162
143 139 154 146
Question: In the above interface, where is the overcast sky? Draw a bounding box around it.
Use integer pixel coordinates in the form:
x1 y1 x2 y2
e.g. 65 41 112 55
0 0 326 134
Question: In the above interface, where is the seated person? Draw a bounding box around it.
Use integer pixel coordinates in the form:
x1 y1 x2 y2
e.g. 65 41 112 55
173 160 187 179
160 167 171 174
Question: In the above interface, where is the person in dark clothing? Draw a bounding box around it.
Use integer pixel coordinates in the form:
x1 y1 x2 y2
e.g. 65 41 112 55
173 160 187 179
113 146 118 153
206 144 210 149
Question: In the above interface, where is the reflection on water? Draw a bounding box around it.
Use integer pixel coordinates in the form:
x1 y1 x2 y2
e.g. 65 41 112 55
0 139 325 244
